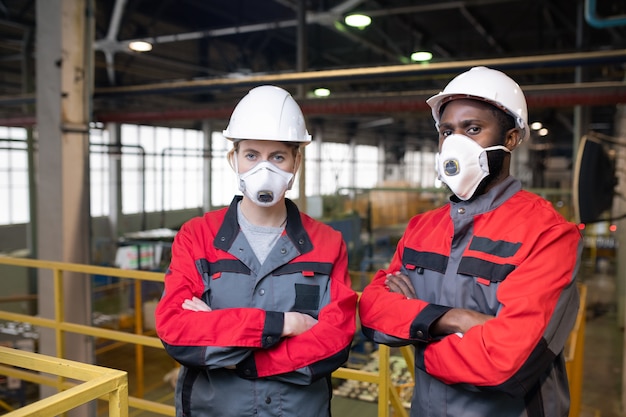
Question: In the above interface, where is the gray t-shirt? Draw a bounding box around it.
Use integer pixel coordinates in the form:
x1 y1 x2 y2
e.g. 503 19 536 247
237 202 286 264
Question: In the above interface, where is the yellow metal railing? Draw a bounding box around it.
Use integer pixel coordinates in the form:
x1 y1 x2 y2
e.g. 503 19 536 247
0 257 173 416
0 257 410 417
0 257 586 417
0 345 128 417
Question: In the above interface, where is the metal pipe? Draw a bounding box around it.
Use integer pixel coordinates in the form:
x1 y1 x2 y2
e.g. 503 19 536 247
1 51 625 126
1 49 625 106
90 82 626 124
1 81 625 127
585 0 626 28
93 49 626 96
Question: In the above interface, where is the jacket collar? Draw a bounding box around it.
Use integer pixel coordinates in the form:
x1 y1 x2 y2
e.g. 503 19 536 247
449 176 521 216
214 195 313 254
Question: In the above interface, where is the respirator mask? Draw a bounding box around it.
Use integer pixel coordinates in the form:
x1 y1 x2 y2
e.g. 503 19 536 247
236 159 294 207
435 134 510 201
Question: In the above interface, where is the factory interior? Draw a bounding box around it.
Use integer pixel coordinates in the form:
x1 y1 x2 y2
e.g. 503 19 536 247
1 0 626 416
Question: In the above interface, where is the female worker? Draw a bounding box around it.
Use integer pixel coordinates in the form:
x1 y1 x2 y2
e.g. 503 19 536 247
155 85 357 417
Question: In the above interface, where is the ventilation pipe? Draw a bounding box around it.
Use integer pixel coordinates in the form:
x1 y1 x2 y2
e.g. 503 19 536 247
585 0 626 28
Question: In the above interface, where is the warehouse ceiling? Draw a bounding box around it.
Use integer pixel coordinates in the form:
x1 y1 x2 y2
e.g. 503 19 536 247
1 0 626 150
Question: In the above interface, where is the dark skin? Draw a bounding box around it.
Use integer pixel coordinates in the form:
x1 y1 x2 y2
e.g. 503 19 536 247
386 98 521 335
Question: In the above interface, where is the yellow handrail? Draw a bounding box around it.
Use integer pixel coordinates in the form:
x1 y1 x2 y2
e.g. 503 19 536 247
0 346 128 417
0 257 409 417
0 257 586 417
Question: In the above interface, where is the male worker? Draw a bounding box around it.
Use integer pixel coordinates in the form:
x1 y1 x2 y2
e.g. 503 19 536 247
359 66 582 417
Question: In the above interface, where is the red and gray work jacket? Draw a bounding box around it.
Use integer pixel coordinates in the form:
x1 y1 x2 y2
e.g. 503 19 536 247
359 177 582 417
156 196 358 417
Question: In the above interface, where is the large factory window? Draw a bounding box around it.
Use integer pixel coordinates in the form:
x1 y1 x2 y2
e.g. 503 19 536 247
90 127 110 217
0 127 28 225
122 125 204 214
305 142 379 195
90 124 205 217
209 131 237 207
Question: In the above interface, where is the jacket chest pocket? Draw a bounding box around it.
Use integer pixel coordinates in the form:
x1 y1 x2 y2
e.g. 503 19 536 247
401 247 515 314
195 258 252 309
402 248 448 301
457 256 515 314
271 262 333 318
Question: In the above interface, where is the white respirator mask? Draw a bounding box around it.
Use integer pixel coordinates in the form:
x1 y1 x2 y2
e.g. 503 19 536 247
435 134 510 201
237 159 294 207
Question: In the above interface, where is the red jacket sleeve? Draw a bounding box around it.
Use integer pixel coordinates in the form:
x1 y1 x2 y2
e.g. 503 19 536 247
156 218 282 351
424 222 581 387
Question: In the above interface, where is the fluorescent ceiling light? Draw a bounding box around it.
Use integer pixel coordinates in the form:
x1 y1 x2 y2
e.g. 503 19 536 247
345 14 371 28
314 88 331 97
410 51 433 62
129 41 153 52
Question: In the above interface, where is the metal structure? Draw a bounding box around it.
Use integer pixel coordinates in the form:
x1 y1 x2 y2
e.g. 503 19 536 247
0 0 624 149
0 346 128 417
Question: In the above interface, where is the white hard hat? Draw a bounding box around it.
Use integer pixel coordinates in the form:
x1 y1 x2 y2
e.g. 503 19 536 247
223 85 312 144
426 66 529 143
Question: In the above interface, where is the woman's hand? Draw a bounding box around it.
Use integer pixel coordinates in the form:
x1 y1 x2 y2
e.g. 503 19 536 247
182 296 212 312
282 312 318 337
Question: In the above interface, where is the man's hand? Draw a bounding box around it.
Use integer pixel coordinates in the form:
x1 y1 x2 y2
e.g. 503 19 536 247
282 312 318 337
182 296 212 312
384 271 494 336
385 271 417 299
432 308 494 335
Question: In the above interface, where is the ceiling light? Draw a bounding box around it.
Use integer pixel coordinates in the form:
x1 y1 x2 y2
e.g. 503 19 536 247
314 88 331 97
344 14 371 29
410 51 433 62
538 128 548 136
531 121 543 130
128 41 153 52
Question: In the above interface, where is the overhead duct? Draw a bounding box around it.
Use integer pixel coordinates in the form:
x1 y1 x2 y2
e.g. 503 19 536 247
585 0 626 28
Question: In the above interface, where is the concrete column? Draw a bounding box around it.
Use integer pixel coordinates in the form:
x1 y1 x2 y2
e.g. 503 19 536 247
36 0 94 391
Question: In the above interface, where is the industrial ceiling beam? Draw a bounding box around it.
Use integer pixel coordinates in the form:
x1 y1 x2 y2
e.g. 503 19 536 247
0 49 624 126
91 81 626 124
1 80 624 127
2 49 625 104
93 49 626 96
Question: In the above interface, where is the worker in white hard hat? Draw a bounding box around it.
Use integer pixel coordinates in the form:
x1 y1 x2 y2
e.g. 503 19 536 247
360 67 582 417
155 85 357 417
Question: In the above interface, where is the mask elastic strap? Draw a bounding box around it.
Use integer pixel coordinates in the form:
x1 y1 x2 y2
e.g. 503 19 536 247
484 145 511 153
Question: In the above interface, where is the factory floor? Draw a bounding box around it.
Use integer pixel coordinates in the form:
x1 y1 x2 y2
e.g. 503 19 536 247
92 273 625 417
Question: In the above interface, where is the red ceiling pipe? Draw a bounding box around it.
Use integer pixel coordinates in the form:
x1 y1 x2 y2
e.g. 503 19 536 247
2 89 626 127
